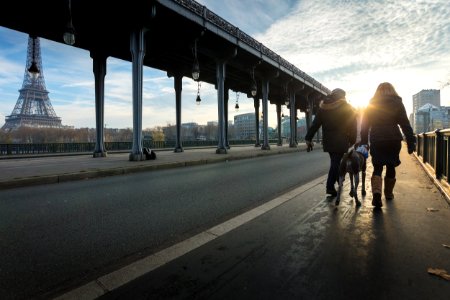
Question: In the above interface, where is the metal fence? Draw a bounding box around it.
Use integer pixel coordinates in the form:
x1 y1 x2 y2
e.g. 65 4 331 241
416 129 450 182
0 140 278 156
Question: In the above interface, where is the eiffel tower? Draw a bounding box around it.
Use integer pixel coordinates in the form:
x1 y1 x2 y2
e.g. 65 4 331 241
2 35 62 131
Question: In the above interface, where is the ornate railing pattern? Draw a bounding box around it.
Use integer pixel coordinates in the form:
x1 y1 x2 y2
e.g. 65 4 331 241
172 0 330 94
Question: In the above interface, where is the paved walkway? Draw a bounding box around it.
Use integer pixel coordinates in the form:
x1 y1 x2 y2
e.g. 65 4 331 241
0 143 312 190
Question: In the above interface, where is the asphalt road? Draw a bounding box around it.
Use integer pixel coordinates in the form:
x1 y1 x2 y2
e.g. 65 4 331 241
0 150 329 299
98 148 450 300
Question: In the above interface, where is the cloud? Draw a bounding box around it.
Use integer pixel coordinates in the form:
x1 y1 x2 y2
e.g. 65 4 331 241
257 0 450 113
196 0 297 35
2 1 449 130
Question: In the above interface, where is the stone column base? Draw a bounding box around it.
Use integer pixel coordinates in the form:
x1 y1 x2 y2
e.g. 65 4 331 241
216 147 227 154
93 151 107 158
129 153 145 161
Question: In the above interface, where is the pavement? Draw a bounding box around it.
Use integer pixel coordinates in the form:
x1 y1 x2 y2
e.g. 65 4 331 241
0 143 312 190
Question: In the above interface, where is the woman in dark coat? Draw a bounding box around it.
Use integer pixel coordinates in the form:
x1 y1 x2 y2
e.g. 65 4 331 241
305 88 357 196
360 82 416 208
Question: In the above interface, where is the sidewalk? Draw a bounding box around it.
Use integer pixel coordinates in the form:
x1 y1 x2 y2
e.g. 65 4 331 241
0 143 313 190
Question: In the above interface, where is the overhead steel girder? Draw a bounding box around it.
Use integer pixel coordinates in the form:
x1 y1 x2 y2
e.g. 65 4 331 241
0 0 330 103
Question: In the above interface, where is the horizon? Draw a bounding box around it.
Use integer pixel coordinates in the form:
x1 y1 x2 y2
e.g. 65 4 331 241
1 0 449 130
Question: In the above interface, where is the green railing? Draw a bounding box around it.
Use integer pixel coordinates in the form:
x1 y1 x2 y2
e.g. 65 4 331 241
0 140 278 156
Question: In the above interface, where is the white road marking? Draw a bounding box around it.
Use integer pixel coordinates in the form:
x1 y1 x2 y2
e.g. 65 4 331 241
54 174 327 299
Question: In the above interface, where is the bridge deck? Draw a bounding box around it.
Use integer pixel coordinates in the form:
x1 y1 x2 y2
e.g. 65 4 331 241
1 144 449 299
97 146 450 300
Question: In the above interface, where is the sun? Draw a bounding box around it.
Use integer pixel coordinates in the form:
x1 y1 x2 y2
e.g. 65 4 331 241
346 90 372 109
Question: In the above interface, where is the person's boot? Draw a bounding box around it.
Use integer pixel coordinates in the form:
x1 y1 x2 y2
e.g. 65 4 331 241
371 175 383 208
384 177 396 200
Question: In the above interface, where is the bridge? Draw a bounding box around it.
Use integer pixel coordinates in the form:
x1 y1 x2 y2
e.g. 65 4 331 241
0 0 329 160
1 1 449 299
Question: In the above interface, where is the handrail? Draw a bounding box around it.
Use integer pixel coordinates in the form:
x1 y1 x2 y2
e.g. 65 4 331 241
416 129 450 182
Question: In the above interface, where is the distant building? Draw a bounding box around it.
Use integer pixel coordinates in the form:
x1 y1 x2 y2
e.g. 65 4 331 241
413 103 450 133
281 116 309 141
281 116 290 138
234 113 256 140
413 89 440 113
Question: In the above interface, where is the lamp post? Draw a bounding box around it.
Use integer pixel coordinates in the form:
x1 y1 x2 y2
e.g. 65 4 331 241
28 36 40 80
63 0 76 45
192 39 200 81
250 68 257 97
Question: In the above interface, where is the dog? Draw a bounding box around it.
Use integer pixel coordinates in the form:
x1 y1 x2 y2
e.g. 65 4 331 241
335 144 368 206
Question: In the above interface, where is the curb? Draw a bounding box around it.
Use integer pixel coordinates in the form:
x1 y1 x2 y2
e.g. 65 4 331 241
0 145 316 190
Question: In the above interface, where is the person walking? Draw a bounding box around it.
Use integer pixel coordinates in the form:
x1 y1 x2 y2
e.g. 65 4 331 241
305 88 357 197
360 82 416 208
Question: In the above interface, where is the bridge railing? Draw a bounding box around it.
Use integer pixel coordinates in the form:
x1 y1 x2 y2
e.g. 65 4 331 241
416 129 450 182
0 140 279 156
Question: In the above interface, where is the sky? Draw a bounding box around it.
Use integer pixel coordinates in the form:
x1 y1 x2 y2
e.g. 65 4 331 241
0 0 449 129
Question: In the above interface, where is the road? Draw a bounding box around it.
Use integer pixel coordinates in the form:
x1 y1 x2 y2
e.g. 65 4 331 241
99 148 450 300
0 150 329 299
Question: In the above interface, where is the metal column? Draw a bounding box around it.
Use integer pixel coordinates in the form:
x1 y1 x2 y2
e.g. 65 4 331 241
289 91 297 147
174 73 183 153
224 87 230 149
91 52 107 158
216 61 227 154
276 103 282 146
254 97 261 147
261 79 270 150
129 28 146 161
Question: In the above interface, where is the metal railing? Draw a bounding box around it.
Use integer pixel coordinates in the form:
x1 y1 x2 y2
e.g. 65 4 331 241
0 140 279 156
416 129 450 182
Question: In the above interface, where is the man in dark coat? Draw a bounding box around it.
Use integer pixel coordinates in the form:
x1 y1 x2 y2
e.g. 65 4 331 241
305 88 357 196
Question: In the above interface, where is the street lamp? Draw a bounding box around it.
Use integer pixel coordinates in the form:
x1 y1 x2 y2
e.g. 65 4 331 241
235 92 240 112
